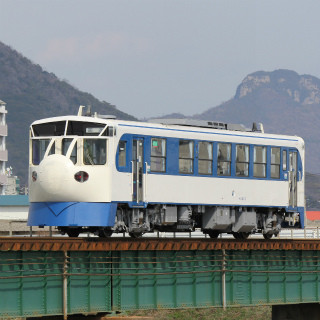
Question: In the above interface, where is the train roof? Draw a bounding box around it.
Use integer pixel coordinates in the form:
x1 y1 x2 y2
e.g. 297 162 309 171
30 114 304 146
31 114 260 134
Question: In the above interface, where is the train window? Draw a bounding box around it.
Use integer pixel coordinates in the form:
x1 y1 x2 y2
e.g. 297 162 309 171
106 127 115 136
179 140 194 174
83 139 106 165
198 141 213 175
151 138 166 172
236 144 249 177
254 146 266 178
32 139 50 165
32 121 66 136
118 141 127 167
62 138 77 164
282 150 287 171
271 147 281 179
217 143 231 176
66 121 106 136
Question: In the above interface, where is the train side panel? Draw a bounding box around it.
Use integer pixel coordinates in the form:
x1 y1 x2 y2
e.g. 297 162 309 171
111 124 305 212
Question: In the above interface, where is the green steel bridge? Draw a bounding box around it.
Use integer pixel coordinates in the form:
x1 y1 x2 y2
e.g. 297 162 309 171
0 237 320 320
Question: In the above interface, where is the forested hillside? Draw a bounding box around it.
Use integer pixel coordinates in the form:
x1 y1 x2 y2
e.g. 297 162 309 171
0 42 136 184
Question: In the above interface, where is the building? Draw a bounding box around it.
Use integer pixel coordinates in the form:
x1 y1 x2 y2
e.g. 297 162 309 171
0 195 29 220
0 100 7 195
0 195 30 236
5 176 20 195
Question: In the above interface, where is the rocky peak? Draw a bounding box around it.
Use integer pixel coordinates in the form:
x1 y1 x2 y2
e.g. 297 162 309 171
235 69 320 105
236 73 271 98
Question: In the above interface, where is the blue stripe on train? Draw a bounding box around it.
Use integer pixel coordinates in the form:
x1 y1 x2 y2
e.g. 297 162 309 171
27 202 117 227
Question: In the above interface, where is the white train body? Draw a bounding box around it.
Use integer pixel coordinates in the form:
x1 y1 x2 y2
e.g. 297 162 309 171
28 111 305 238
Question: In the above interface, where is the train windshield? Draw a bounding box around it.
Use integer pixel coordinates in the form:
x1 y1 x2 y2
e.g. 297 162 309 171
31 120 109 165
32 121 66 136
66 121 106 136
31 137 107 166
32 121 107 136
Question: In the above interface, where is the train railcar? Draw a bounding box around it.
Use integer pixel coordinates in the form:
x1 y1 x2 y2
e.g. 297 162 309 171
27 107 305 239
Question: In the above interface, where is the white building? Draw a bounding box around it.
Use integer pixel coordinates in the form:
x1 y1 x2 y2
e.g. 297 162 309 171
0 195 29 220
5 176 19 195
0 100 7 195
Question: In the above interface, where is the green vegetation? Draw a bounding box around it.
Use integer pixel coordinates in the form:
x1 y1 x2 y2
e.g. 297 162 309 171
0 41 136 184
306 172 320 210
128 306 271 320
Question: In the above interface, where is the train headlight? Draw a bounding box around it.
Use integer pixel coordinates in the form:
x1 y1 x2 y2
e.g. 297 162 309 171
74 171 89 183
32 171 37 182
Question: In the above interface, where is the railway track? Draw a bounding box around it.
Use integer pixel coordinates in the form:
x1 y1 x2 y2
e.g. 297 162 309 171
1 237 320 251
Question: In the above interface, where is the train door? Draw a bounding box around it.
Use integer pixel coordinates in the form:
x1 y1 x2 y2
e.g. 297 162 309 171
289 150 298 208
132 138 145 205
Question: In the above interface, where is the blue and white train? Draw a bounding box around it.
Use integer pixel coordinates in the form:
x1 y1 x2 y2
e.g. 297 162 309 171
27 106 305 239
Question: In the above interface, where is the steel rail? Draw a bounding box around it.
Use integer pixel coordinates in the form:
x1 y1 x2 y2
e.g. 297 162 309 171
3 253 320 265
3 261 320 275
1 237 320 251
3 267 320 280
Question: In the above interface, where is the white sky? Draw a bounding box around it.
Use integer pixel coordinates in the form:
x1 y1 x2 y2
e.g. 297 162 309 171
1 0 320 118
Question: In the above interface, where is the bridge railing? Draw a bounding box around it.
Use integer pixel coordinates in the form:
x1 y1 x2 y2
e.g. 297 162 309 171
1 218 320 240
139 228 320 239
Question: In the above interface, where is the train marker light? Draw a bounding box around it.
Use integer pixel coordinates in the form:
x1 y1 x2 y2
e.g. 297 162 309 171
74 171 89 183
32 171 37 182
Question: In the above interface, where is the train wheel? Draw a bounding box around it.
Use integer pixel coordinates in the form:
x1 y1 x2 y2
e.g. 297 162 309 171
98 228 113 238
239 232 250 239
263 233 273 240
232 232 250 239
66 228 81 237
129 232 143 239
207 231 219 239
232 232 240 239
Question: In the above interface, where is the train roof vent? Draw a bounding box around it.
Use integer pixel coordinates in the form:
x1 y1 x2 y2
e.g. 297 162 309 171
148 118 226 129
148 118 256 132
94 113 117 120
77 106 117 120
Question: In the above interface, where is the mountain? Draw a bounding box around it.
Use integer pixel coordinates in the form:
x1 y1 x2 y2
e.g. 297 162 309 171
194 69 320 174
1 42 320 206
0 42 136 184
158 69 320 208
160 69 320 173
305 172 320 210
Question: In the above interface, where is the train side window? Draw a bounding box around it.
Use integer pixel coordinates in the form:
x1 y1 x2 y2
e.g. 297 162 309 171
62 138 77 164
32 139 50 165
236 144 249 177
106 126 115 136
282 150 287 171
254 146 266 178
118 141 127 167
217 143 231 176
271 147 281 179
151 138 166 172
179 140 194 174
198 141 213 175
83 139 106 165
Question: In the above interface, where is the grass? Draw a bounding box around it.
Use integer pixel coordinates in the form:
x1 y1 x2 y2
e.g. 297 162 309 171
127 306 271 320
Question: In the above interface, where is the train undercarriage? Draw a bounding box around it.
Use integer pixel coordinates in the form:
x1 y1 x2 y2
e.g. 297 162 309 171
58 204 300 239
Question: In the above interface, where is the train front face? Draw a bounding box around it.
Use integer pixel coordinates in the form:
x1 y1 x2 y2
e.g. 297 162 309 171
27 118 117 228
